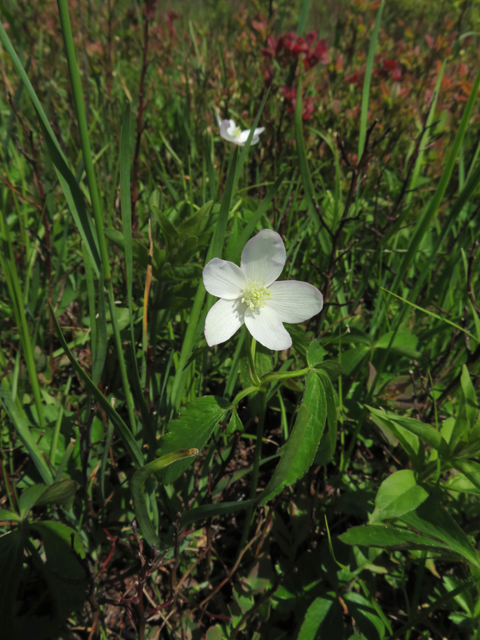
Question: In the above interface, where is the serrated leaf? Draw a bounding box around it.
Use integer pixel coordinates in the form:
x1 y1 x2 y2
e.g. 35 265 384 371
156 396 230 484
259 371 326 505
370 470 428 523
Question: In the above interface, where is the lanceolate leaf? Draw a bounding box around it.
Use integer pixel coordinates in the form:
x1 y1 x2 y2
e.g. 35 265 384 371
156 396 230 484
400 496 480 568
259 370 327 505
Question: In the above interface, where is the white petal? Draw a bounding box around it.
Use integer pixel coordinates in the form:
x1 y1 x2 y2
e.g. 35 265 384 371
244 306 292 351
203 258 247 299
220 120 237 142
241 229 286 286
237 129 252 144
205 298 246 347
268 280 323 323
237 127 265 144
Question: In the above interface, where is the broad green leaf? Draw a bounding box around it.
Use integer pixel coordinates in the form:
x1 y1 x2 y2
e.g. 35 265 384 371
374 332 420 359
369 410 422 467
259 371 327 505
452 459 480 493
367 406 449 456
156 396 230 484
344 592 385 640
315 360 342 381
297 593 345 640
371 470 428 523
400 496 480 567
18 485 48 518
132 450 198 546
339 524 449 552
0 509 20 522
34 480 78 510
0 529 25 638
307 340 327 368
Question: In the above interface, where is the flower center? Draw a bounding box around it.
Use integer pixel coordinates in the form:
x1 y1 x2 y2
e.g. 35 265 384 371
241 279 271 311
231 125 242 139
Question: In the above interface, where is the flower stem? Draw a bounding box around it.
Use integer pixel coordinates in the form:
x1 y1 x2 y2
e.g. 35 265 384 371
246 337 262 386
238 389 266 554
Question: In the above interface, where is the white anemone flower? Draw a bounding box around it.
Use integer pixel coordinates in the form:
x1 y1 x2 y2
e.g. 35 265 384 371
203 229 323 351
216 109 265 146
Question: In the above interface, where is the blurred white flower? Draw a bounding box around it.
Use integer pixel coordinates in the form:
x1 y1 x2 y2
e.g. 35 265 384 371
216 109 265 146
203 230 323 351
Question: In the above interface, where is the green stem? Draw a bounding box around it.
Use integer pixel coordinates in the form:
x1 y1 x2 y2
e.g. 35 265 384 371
238 390 266 553
58 0 137 433
247 337 262 386
57 0 110 284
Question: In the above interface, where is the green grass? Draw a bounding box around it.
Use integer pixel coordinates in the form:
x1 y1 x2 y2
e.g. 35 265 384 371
1 0 480 638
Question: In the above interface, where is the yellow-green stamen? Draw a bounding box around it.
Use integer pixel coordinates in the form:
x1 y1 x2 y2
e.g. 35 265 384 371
241 279 271 311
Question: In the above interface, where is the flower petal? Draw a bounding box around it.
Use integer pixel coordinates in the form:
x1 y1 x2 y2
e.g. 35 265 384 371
203 258 247 299
268 280 323 323
205 298 246 347
244 306 292 351
220 119 237 142
241 229 286 286
237 127 265 144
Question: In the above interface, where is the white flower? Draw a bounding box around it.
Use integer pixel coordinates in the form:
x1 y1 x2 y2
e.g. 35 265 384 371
216 109 265 146
203 229 323 351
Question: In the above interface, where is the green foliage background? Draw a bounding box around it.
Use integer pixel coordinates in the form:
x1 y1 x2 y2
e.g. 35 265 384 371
1 0 480 638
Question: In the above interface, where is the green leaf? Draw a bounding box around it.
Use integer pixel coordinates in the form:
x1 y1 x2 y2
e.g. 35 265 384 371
367 406 449 456
400 496 480 567
460 365 478 431
297 593 345 640
227 408 244 435
34 480 78 510
374 332 420 359
370 470 428 523
0 386 53 484
259 371 327 505
315 360 342 381
156 396 230 484
307 340 327 367
339 524 449 552
344 592 385 640
132 450 199 546
452 459 480 493
314 370 338 465
0 509 20 522
18 485 48 518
